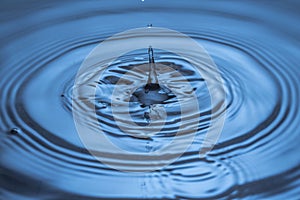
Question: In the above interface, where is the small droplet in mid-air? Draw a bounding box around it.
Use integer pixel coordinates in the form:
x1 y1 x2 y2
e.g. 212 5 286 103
10 128 20 134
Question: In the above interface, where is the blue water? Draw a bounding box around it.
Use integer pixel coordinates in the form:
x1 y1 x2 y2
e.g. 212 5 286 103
1 0 300 199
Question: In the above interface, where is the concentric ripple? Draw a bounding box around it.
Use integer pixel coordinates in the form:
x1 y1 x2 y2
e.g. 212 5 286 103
1 1 300 199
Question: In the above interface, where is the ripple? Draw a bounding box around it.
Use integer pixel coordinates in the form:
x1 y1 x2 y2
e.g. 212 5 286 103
1 0 300 199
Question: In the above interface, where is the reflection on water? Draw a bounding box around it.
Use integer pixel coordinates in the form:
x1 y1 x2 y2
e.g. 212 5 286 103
1 0 300 199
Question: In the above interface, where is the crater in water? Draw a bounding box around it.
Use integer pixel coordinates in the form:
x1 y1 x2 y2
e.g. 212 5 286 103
132 83 172 107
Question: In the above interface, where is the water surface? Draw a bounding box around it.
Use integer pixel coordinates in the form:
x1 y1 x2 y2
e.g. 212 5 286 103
1 1 300 199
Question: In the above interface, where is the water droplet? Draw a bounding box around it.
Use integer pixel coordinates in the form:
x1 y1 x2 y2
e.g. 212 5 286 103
10 128 20 134
60 94 65 97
